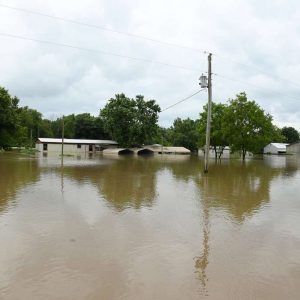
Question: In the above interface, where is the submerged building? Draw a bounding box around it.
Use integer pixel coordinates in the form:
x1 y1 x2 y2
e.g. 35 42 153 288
263 143 289 154
145 144 191 155
36 138 118 154
286 142 300 154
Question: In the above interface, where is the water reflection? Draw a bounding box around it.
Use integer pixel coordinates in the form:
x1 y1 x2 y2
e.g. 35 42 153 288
1 153 299 299
194 184 210 296
163 156 294 295
0 154 40 212
56 157 162 211
197 160 285 222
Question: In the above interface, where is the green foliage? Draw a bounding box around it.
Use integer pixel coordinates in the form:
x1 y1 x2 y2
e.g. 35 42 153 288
170 118 199 151
39 119 54 138
198 102 228 157
271 126 285 143
281 126 300 144
155 127 173 146
50 115 74 138
63 114 75 138
74 113 109 139
223 92 276 159
1 84 296 157
100 94 160 147
49 113 109 140
0 87 20 148
17 106 43 147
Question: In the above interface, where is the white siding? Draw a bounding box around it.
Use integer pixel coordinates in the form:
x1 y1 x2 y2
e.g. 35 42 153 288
287 143 300 154
264 144 277 154
264 143 288 154
36 143 43 152
36 143 93 154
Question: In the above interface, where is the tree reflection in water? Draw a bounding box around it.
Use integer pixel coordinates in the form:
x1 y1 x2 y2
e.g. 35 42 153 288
58 156 163 211
166 156 293 294
0 154 40 213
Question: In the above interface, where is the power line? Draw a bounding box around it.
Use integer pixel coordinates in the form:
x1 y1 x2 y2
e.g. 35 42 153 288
2 2 299 90
214 54 300 90
1 3 299 109
161 89 206 112
0 3 208 54
215 73 299 102
0 32 199 72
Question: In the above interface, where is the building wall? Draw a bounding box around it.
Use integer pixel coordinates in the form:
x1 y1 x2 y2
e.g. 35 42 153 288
198 148 231 158
264 144 277 154
198 148 254 158
36 143 91 154
36 142 118 153
36 143 43 152
286 143 300 154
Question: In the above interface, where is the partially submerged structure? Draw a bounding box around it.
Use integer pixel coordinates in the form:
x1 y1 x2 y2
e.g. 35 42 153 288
36 139 192 156
198 146 230 158
102 148 134 155
133 148 154 155
286 142 300 154
103 145 189 156
264 143 289 155
36 138 118 154
145 144 190 155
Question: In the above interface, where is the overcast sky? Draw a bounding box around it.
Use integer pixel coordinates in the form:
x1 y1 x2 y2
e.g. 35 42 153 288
0 0 300 129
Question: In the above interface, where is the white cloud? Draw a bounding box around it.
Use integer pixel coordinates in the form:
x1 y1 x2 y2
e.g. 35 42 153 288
0 0 299 130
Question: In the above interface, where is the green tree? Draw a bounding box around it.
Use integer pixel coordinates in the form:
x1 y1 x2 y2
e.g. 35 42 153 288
74 113 108 139
100 94 160 147
155 126 173 146
170 118 199 151
223 92 276 160
198 102 228 158
0 87 19 148
39 119 54 138
271 126 285 143
281 126 299 144
17 107 43 147
131 95 161 145
50 114 75 138
63 114 76 138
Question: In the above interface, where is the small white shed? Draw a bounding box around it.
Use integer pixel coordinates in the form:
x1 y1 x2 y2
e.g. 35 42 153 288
263 143 289 154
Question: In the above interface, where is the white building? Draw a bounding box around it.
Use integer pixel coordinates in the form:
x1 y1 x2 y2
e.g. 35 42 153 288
286 142 300 154
36 138 118 154
263 143 289 154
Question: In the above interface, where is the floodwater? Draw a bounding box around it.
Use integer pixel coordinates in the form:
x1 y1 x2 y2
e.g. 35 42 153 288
0 153 300 300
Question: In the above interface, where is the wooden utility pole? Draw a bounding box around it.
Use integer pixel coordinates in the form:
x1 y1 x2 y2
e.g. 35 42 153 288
204 53 212 173
61 116 64 158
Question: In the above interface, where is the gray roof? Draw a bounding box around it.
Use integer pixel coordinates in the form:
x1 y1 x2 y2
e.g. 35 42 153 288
37 138 118 145
268 143 289 148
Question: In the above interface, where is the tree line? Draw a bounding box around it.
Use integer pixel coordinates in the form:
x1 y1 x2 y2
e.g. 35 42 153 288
1 86 299 158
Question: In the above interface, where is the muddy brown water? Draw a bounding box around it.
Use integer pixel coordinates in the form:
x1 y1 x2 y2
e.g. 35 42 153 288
0 153 300 299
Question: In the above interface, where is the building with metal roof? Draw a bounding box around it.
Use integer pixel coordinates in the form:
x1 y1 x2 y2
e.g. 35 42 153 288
263 143 289 154
36 138 118 154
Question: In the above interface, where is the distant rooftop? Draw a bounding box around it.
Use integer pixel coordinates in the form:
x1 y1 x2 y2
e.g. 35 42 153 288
37 138 118 145
270 143 289 148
